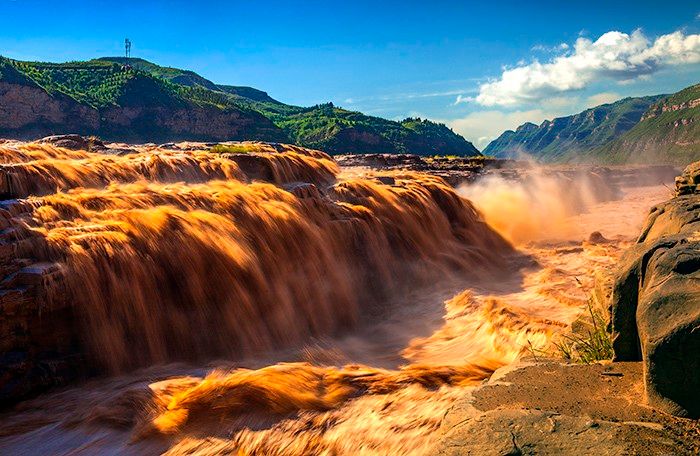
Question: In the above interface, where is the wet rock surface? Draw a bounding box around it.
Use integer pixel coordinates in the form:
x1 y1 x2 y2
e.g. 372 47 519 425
0 205 88 405
0 139 514 408
0 141 696 453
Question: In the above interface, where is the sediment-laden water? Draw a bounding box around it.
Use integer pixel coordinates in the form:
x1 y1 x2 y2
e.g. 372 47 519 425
0 142 673 455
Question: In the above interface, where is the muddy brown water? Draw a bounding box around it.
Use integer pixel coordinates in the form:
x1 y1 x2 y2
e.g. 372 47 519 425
0 163 672 455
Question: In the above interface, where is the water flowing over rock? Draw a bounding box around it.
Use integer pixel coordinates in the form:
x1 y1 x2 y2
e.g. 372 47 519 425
0 141 514 403
0 147 694 455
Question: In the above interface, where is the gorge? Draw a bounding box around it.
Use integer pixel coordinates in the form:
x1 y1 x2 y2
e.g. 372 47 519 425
0 138 696 454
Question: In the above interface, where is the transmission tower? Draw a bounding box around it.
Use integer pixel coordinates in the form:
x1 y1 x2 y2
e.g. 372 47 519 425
125 38 132 60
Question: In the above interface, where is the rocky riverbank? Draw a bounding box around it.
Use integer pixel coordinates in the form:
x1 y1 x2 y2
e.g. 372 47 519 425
435 360 699 455
609 161 700 418
432 161 700 454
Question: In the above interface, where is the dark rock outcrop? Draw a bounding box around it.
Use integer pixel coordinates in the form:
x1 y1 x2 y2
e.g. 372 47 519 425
0 81 100 138
609 162 700 418
0 239 84 406
37 134 104 151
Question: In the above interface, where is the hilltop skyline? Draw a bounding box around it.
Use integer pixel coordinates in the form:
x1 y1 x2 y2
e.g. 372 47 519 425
1 0 699 147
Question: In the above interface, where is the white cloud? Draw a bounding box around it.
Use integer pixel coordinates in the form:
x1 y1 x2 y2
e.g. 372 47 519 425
447 109 561 149
453 94 475 105
531 42 569 52
477 29 700 107
345 89 476 106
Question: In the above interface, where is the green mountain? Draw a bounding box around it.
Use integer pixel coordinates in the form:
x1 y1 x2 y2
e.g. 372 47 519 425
593 84 700 164
0 56 479 155
0 57 286 143
483 95 664 160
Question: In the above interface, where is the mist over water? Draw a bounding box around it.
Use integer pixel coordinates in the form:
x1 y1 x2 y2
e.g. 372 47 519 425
0 143 676 455
457 167 622 245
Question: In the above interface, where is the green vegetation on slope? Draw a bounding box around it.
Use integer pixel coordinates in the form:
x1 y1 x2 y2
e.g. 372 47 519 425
0 59 43 86
484 95 664 160
3 58 255 111
96 57 220 90
0 56 288 142
0 56 479 155
275 104 478 155
594 84 700 165
7 59 128 107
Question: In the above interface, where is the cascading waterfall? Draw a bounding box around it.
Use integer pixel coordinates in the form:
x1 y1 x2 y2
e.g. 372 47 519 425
0 141 660 456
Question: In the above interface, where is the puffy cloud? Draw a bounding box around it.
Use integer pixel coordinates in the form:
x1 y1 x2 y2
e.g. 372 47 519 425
476 30 700 106
634 31 700 65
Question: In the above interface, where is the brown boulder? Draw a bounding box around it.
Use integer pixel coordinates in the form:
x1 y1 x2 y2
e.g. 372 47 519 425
675 161 700 196
38 134 104 151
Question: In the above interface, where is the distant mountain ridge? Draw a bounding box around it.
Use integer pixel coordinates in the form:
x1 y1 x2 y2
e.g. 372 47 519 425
594 84 700 164
0 56 479 156
484 83 700 165
483 95 665 159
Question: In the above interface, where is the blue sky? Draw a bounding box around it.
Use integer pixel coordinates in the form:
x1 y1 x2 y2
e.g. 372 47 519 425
1 0 699 148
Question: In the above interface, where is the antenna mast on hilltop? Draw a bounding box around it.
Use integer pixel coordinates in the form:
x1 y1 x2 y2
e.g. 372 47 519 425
124 38 132 60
